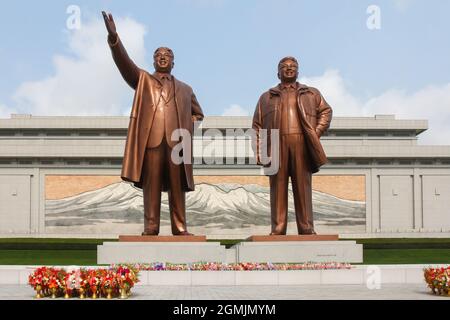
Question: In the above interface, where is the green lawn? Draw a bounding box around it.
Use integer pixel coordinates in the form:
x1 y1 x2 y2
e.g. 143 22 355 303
363 249 450 265
0 238 449 265
0 238 112 244
0 250 98 266
350 238 450 244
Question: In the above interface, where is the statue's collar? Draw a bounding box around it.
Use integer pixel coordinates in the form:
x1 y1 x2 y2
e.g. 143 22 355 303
269 82 309 95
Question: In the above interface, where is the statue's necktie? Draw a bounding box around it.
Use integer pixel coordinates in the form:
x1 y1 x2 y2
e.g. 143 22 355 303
161 78 171 102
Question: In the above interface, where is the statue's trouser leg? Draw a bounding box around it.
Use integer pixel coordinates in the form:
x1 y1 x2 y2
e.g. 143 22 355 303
166 140 187 235
142 143 164 235
288 134 314 234
269 135 289 235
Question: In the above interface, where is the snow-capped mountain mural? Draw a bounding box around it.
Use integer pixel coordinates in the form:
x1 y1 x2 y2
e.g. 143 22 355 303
45 182 365 236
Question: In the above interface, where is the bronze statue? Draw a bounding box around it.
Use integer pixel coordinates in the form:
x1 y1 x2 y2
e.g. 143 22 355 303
252 57 332 235
102 12 204 236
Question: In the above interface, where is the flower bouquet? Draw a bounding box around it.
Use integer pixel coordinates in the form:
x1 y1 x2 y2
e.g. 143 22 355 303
114 265 139 299
120 261 352 272
424 266 450 296
28 266 140 299
87 269 102 299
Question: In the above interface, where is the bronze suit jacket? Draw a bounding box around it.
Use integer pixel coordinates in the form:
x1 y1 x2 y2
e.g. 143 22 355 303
120 70 204 191
252 83 332 174
108 37 204 191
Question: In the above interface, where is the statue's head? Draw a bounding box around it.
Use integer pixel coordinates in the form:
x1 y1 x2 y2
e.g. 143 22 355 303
277 56 299 83
153 47 174 73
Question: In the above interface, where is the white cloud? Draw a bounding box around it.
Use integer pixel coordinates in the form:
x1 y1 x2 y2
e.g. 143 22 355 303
5 14 449 146
222 104 249 116
12 17 148 116
301 70 450 145
0 104 16 119
300 70 362 117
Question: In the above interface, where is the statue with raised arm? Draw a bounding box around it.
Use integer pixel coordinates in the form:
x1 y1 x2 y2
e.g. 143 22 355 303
252 57 332 235
102 12 204 236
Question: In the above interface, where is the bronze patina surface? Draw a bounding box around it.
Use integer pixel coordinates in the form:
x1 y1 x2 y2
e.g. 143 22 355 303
103 12 204 236
252 57 333 235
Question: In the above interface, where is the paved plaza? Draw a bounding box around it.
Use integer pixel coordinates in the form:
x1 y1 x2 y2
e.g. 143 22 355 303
0 284 444 300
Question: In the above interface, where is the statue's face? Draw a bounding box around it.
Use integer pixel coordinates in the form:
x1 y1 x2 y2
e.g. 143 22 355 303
153 48 174 73
278 59 299 83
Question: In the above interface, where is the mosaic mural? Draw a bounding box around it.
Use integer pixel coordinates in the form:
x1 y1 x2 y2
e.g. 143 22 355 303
45 175 366 236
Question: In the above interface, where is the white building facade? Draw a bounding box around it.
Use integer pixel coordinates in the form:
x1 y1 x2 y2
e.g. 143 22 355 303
0 114 449 239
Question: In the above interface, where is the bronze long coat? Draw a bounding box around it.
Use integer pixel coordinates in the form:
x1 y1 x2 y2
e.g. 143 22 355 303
121 70 204 191
252 83 332 174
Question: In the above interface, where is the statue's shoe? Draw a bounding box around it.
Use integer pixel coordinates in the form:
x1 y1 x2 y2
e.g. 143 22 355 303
301 230 317 235
174 231 194 236
141 231 158 236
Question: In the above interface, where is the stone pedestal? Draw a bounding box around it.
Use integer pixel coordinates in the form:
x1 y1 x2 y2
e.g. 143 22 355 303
233 239 363 263
246 234 339 242
97 240 228 265
119 235 207 242
97 235 363 265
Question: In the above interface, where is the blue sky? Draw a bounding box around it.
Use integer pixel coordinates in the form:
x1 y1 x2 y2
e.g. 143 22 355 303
1 0 450 143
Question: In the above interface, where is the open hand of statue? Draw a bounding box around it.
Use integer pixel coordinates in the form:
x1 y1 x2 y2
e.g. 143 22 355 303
102 11 118 42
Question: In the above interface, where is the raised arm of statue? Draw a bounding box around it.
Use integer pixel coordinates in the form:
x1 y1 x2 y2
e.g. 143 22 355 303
102 11 140 90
